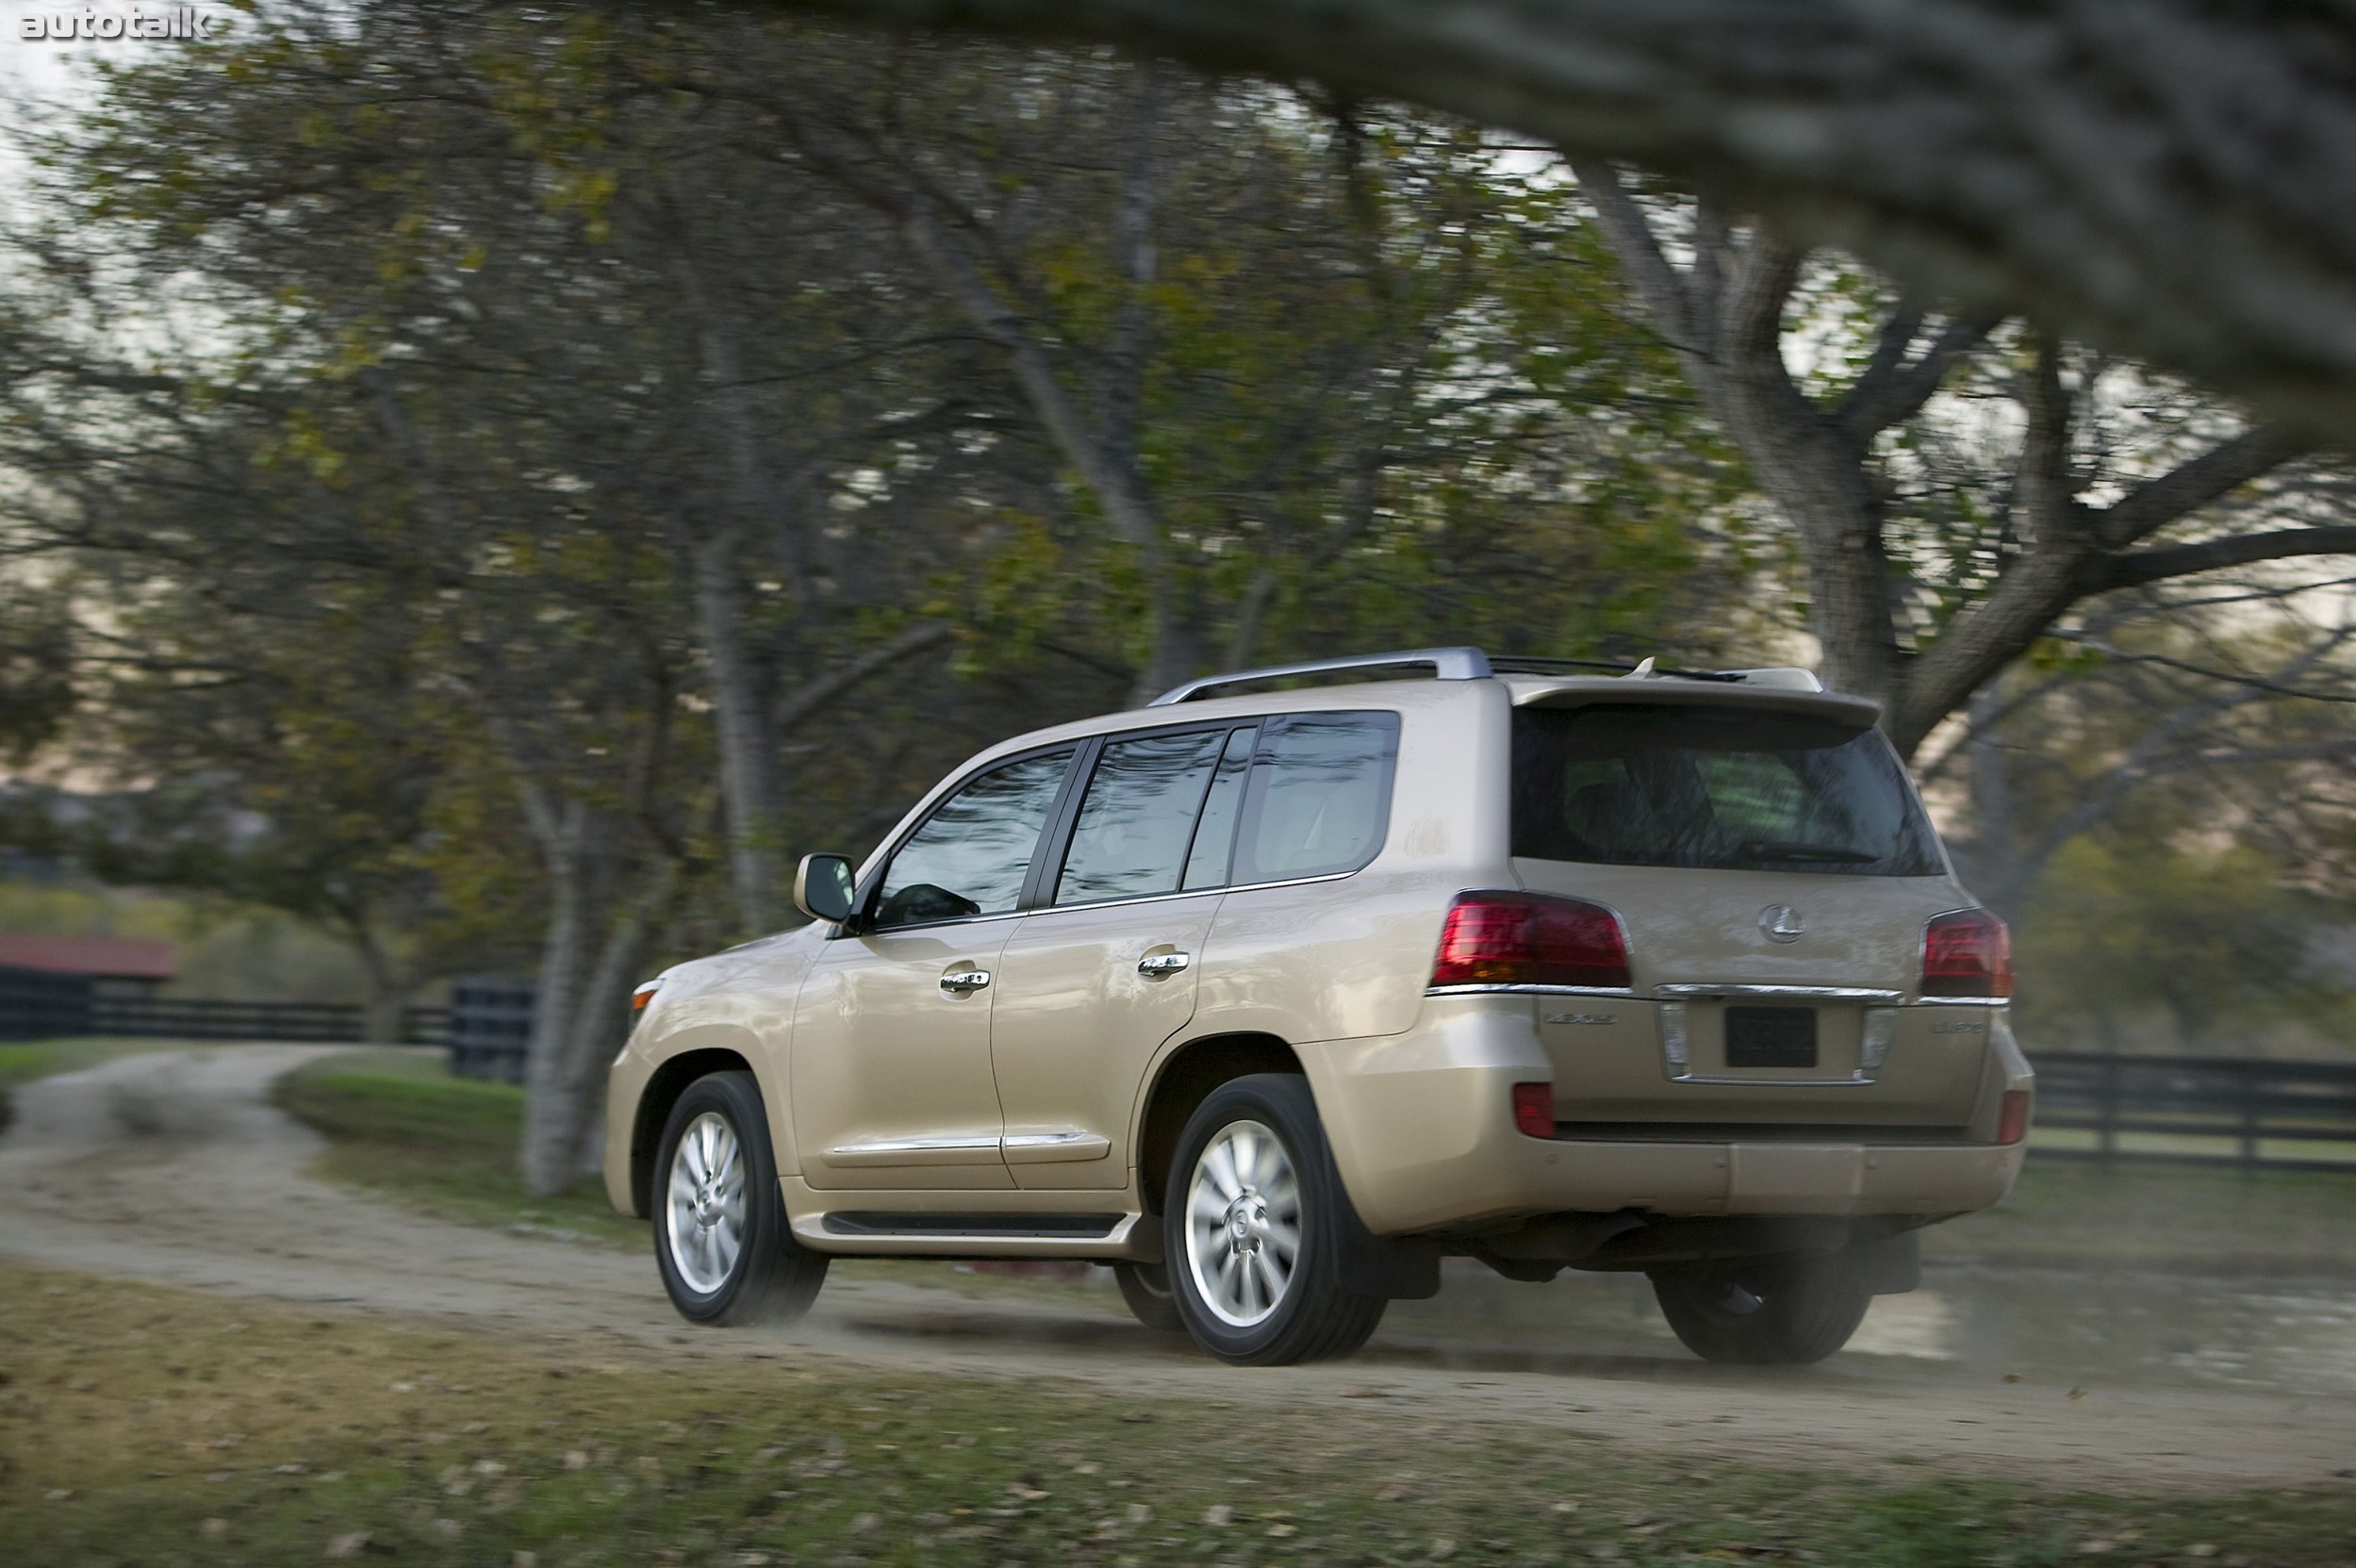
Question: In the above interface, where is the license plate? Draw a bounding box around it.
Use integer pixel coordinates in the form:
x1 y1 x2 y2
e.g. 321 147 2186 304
1724 1005 1818 1068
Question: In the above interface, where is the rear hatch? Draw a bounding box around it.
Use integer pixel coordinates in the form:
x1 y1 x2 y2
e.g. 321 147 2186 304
1508 689 1993 1134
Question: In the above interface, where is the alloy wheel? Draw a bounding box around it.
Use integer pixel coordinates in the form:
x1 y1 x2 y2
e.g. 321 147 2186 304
1182 1118 1302 1328
665 1111 747 1294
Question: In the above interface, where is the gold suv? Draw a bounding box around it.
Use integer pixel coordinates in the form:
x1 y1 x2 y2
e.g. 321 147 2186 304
605 649 2032 1365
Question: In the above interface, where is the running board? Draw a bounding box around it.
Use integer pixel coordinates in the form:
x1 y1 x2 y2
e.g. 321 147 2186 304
793 1207 1155 1260
823 1212 1123 1239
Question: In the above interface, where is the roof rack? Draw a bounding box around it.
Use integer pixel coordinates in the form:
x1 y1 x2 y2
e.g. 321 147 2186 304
1147 647 1492 706
1145 647 1823 706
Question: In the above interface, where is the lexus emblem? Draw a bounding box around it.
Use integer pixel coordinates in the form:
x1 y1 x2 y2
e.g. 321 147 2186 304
1759 905 1805 944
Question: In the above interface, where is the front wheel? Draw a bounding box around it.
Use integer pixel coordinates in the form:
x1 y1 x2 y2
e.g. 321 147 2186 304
1164 1074 1387 1366
653 1071 828 1327
1649 1256 1870 1365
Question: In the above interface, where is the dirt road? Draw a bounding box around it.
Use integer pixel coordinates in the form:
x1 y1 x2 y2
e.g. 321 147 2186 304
2 1045 2348 1491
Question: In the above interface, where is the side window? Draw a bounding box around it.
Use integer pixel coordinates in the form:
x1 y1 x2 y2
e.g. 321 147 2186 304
873 748 1076 930
1181 725 1258 890
1230 711 1401 885
1056 728 1232 905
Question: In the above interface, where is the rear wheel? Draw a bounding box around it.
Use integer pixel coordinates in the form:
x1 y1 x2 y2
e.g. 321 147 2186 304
1163 1074 1387 1365
1112 1262 1186 1333
1649 1256 1870 1365
653 1071 828 1327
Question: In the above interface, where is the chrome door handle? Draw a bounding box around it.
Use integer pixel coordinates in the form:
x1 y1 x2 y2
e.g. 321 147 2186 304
939 968 992 995
1137 951 1192 978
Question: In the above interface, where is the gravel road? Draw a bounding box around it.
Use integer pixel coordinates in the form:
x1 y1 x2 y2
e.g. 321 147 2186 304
3 1045 2348 1491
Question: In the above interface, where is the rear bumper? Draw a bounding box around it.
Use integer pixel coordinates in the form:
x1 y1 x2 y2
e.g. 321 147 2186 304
1303 996 2032 1235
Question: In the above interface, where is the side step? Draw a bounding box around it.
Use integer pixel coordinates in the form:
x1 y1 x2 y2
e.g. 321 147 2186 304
821 1212 1125 1240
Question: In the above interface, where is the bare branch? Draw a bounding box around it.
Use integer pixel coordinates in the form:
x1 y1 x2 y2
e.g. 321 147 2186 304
2093 424 2313 549
2095 525 2356 594
1835 308 2002 445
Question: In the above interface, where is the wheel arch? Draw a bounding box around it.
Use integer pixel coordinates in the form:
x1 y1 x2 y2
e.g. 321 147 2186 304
631 1045 762 1217
1132 1031 1304 1216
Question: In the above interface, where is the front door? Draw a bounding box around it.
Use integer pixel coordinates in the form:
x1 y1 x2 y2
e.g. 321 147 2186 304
990 724 1255 1191
791 745 1079 1191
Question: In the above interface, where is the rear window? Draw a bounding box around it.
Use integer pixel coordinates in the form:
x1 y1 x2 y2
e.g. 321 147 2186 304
1511 703 1941 877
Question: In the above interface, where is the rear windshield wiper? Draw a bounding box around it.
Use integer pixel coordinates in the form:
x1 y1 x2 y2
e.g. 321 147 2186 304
1738 840 1881 865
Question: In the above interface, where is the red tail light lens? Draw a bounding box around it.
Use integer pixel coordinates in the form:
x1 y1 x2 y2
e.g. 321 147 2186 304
1431 891 1631 989
1510 1081 1557 1139
1996 1089 2032 1147
1921 909 2012 999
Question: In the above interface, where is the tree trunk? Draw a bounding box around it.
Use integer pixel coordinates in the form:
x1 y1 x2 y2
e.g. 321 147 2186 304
692 526 782 936
518 794 610 1197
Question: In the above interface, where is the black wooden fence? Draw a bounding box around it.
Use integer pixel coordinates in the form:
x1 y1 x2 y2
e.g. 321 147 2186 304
2029 1050 2356 1171
9 961 2354 1164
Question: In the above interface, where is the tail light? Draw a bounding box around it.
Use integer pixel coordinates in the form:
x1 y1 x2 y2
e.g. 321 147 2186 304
1921 909 2011 999
1996 1089 2032 1146
1431 891 1631 990
1510 1081 1557 1139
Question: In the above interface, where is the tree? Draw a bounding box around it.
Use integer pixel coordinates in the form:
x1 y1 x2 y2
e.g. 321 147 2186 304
756 0 2356 448
1561 175 2351 756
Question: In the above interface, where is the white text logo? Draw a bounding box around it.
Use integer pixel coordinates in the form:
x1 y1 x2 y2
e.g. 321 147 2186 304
19 8 221 40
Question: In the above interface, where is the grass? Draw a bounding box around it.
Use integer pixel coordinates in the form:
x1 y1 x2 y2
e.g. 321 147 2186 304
1926 1158 2356 1272
278 1050 2356 1279
4 1263 2354 1568
272 1048 649 1247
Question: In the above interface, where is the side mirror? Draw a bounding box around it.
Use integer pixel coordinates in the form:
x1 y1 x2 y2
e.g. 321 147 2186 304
792 853 858 925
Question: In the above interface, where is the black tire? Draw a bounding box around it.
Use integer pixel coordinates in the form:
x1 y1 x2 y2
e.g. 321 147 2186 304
652 1071 828 1327
1649 1255 1870 1365
1162 1073 1388 1366
1112 1262 1187 1333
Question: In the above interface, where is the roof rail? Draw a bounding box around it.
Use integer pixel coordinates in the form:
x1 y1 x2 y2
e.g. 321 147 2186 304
1146 647 1493 706
1145 647 1827 706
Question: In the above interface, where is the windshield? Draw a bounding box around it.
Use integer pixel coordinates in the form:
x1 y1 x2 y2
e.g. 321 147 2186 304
1511 702 1943 877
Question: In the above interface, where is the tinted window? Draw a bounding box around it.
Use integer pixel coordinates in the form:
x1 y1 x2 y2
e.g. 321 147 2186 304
1231 712 1400 884
1057 729 1230 904
874 748 1076 928
1181 726 1258 890
1511 704 1940 877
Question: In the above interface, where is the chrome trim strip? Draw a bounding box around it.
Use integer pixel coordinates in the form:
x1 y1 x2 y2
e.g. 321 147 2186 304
1068 867 1364 911
1002 1131 1112 1164
1425 982 1638 999
823 1135 1005 1165
1654 983 1904 1002
1662 1074 1879 1089
1915 996 2010 1008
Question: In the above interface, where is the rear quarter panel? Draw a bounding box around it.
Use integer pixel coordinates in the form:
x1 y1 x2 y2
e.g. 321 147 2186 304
1188 680 1514 1046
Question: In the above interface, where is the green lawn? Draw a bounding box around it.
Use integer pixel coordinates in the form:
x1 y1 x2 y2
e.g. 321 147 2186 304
5 1263 2353 1568
272 1048 650 1247
1927 1156 2356 1272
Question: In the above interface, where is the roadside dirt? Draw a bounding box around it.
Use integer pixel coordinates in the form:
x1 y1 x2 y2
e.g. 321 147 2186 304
2 1045 2349 1492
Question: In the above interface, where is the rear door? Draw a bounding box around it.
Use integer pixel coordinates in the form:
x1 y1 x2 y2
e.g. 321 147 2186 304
1509 699 1990 1130
987 723 1255 1190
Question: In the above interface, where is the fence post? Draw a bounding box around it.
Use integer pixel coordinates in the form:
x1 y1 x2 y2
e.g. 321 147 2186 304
2099 1055 2120 1167
2239 1061 2262 1177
